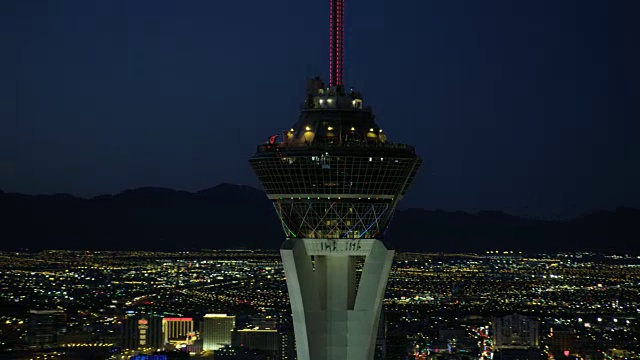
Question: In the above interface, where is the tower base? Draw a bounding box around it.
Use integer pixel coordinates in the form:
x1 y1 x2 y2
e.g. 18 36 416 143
281 238 394 360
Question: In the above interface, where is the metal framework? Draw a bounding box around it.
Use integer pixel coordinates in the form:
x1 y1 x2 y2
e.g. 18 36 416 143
252 149 421 241
273 200 392 239
250 154 420 197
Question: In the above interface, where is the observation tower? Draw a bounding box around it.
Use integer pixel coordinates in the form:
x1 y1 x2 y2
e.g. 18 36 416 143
249 0 422 359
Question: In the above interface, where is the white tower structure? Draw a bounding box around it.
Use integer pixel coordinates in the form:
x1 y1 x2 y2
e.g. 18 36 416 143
281 239 394 360
250 85 421 359
249 1 422 359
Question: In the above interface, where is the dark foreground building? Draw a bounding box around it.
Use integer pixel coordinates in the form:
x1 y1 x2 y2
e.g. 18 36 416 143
27 309 65 348
122 313 163 350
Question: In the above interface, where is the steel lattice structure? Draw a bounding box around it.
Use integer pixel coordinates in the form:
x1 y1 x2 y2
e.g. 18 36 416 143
252 151 420 239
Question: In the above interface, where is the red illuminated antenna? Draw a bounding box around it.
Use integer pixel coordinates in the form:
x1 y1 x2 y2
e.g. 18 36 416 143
329 0 344 87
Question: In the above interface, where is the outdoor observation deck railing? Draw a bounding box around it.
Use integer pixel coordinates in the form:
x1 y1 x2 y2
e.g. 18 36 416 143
255 141 416 155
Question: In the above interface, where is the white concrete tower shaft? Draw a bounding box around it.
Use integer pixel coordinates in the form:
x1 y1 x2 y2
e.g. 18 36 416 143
281 238 393 360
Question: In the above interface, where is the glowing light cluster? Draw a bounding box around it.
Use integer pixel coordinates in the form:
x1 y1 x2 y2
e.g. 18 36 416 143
163 317 193 322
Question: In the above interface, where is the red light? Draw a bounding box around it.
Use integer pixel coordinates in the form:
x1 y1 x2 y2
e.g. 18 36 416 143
329 0 344 86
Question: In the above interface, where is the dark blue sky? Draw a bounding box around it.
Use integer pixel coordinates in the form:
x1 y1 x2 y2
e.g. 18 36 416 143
1 0 638 218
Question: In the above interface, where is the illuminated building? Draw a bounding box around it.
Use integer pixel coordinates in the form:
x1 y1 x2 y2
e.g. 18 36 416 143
27 309 65 348
493 313 540 349
202 314 235 351
249 0 421 359
162 317 194 346
280 326 297 360
128 355 171 360
122 313 163 350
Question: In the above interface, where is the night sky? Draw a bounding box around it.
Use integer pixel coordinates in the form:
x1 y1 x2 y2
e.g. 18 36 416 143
1 0 639 218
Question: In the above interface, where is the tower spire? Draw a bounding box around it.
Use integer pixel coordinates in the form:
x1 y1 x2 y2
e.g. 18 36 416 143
329 0 344 87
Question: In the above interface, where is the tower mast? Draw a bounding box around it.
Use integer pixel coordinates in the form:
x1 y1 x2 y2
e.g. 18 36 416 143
329 0 344 87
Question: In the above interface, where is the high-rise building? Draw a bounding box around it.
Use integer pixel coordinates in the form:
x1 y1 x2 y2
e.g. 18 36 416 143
122 313 163 350
493 313 540 349
249 1 421 359
202 314 235 351
279 326 297 360
27 309 65 348
546 327 576 358
251 315 278 329
232 328 279 352
162 318 194 345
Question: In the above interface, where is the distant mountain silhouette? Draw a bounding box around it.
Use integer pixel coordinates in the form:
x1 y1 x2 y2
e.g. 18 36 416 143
1 184 638 253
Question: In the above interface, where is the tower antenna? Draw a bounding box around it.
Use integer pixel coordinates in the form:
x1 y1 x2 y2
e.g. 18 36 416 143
329 0 344 87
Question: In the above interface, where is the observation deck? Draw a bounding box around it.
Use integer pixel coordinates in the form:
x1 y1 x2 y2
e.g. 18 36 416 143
249 78 421 240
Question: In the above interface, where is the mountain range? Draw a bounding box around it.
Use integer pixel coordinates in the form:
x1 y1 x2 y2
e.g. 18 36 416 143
1 184 638 254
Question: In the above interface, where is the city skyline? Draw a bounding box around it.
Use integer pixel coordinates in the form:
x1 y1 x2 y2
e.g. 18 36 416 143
1 249 638 359
2 0 639 359
2 0 639 218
